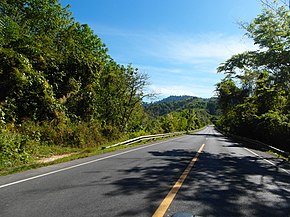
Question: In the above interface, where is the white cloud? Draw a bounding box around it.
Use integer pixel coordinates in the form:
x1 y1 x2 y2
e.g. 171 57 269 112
96 27 258 98
149 84 217 99
146 33 257 65
136 65 183 75
97 26 258 66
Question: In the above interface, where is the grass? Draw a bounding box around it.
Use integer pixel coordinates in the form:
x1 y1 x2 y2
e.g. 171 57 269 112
0 132 186 176
267 150 289 162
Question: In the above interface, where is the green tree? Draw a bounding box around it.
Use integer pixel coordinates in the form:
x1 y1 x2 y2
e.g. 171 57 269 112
216 0 290 151
215 79 246 113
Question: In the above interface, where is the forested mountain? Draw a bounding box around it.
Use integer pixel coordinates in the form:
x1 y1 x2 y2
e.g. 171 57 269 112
216 1 290 152
144 96 218 117
154 95 194 104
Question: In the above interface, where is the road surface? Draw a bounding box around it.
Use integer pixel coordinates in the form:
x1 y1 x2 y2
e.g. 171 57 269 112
0 126 289 217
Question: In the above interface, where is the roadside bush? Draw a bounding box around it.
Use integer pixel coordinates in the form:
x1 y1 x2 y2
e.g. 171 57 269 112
73 121 106 148
18 120 107 149
0 128 32 167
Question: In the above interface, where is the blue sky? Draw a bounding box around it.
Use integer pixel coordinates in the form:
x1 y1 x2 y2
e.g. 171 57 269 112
60 0 263 100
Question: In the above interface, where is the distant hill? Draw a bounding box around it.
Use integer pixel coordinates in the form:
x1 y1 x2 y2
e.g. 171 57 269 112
155 95 195 104
144 95 218 117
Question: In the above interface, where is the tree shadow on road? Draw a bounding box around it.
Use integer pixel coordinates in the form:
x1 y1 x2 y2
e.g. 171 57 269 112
104 148 290 217
176 151 290 217
103 148 197 216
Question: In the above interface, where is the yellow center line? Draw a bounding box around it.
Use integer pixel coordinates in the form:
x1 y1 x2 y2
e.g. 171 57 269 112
152 144 205 217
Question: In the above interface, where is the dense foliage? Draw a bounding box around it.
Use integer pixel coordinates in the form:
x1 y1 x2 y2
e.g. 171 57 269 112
0 1 213 168
216 1 290 152
0 0 149 166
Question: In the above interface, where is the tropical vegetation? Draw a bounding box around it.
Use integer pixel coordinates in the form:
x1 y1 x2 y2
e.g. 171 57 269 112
216 0 290 152
0 0 214 170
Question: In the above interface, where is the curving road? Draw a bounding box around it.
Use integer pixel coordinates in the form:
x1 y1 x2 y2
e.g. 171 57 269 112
0 126 289 217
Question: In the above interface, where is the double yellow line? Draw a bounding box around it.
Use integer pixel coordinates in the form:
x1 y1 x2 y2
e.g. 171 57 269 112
152 144 205 217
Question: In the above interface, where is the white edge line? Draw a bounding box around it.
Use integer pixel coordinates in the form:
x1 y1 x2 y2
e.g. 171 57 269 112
244 147 290 175
0 137 182 189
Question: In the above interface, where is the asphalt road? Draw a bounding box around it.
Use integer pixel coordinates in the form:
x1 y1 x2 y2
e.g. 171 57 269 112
0 126 289 217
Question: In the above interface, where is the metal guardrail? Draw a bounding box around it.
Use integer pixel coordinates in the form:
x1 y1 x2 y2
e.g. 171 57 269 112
102 132 186 150
232 134 289 159
215 127 289 159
